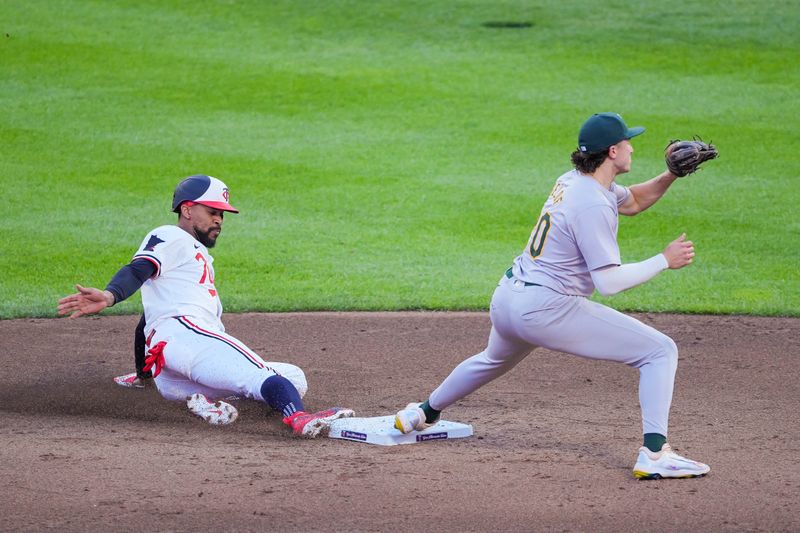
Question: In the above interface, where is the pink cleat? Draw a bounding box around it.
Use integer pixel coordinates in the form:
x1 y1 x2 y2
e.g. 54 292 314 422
283 408 355 437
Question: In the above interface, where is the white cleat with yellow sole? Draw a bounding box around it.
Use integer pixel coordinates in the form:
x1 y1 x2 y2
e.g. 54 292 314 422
633 443 710 479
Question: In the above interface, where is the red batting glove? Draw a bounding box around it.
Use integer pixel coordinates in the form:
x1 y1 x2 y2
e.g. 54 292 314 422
143 341 167 378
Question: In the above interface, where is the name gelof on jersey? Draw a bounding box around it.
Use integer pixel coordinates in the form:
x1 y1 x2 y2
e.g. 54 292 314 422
549 182 566 205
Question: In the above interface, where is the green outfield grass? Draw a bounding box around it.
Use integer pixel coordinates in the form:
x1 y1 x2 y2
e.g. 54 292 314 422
2 0 798 318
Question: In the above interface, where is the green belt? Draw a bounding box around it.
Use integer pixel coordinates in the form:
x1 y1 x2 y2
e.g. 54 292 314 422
505 267 540 287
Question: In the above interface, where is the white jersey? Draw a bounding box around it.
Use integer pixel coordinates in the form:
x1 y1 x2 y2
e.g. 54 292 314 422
132 225 223 334
512 169 630 297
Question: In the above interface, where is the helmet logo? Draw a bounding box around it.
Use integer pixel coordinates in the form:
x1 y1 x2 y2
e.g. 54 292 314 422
222 188 230 202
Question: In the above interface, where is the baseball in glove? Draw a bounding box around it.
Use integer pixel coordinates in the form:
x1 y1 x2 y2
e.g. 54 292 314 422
665 137 718 177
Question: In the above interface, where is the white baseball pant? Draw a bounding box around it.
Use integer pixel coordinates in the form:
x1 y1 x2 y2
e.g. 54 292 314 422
148 316 307 402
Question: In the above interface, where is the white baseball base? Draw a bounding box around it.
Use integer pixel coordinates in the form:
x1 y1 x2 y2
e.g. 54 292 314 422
328 415 473 446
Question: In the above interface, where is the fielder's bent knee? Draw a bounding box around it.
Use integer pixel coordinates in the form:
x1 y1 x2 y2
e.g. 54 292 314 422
652 334 679 368
663 335 678 361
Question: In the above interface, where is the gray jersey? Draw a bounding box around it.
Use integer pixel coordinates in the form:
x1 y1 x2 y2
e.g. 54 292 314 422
511 169 630 296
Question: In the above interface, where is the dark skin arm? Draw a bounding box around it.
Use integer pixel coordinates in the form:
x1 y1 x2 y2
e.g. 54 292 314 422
57 285 115 318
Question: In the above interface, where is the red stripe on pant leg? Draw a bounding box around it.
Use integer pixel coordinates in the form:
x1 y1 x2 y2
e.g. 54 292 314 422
176 316 266 369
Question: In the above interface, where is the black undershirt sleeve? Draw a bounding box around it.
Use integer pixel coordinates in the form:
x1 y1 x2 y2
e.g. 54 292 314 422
134 313 149 378
105 258 157 305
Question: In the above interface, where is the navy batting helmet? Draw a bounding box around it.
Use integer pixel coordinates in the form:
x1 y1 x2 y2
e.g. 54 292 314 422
172 175 239 213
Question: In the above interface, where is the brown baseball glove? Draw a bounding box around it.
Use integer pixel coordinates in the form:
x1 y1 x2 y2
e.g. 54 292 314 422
665 137 718 177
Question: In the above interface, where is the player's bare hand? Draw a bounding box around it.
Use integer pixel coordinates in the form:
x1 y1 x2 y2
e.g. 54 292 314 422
663 233 695 270
57 284 114 318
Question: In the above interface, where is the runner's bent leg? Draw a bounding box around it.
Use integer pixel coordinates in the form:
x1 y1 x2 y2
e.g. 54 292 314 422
151 318 307 415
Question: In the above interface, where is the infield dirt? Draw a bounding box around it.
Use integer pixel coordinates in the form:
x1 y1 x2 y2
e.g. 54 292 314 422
1 312 797 532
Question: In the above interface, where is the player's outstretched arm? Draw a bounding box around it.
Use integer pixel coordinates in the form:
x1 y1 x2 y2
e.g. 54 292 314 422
590 233 694 296
57 284 115 318
619 171 678 216
57 259 156 318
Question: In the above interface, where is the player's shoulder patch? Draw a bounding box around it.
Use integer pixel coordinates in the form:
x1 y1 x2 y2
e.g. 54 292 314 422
134 225 192 275
138 225 191 253
143 234 165 251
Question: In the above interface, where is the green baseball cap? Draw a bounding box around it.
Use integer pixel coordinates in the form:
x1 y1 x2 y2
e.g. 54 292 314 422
578 112 645 154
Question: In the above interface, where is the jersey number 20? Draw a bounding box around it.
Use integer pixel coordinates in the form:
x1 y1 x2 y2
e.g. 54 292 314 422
528 212 551 259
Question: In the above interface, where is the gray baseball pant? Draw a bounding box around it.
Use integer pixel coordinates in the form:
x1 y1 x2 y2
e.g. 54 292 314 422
428 275 678 436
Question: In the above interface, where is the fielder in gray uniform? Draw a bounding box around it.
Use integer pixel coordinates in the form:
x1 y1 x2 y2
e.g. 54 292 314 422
395 112 715 480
